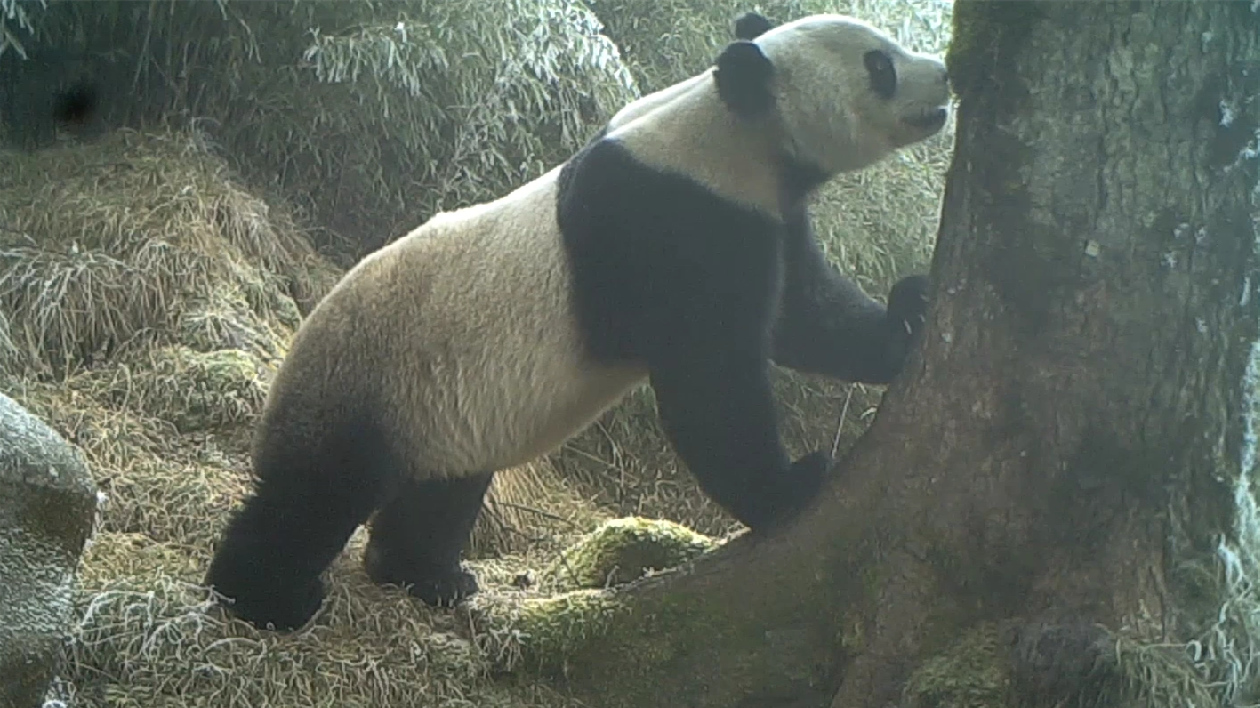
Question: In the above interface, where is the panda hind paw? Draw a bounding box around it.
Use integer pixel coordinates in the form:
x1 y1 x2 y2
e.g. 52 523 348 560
366 553 481 607
211 576 326 632
402 567 481 608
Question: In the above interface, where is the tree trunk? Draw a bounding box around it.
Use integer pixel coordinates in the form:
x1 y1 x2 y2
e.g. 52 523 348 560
469 3 1260 706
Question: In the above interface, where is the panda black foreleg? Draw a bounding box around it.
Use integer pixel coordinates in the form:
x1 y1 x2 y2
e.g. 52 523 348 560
647 356 832 531
363 472 493 606
771 211 929 383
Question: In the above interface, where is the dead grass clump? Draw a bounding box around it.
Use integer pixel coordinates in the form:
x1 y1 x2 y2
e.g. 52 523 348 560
0 127 337 379
177 276 300 361
13 0 638 257
79 532 203 587
62 528 586 708
470 462 607 560
91 453 245 553
81 346 270 435
4 356 601 707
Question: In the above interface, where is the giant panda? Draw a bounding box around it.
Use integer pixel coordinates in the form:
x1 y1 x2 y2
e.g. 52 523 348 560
204 12 952 632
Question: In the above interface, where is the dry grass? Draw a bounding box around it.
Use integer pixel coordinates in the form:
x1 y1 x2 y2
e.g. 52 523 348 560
56 531 587 708
5 367 594 707
469 463 606 560
0 127 336 379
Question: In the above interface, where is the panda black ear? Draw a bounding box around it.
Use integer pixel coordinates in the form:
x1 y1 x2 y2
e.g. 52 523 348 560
714 40 775 118
733 11 774 40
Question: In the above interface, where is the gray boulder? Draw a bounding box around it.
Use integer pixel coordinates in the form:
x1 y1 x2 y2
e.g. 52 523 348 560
0 392 99 708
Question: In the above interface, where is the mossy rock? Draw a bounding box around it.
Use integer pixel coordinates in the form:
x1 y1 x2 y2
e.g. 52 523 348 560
546 517 718 590
465 590 637 675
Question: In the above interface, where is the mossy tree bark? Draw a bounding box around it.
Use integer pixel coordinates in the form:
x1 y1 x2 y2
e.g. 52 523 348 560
492 3 1260 707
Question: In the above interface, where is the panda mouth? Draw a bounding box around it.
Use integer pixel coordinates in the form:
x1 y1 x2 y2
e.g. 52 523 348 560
904 107 949 131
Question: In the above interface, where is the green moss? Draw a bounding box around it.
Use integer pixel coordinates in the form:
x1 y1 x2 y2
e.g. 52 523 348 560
903 623 1012 708
475 591 627 670
471 519 725 679
468 589 683 678
472 552 844 705
546 517 718 590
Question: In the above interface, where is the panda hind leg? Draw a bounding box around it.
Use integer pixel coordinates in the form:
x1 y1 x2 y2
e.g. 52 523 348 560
205 419 392 632
363 471 494 607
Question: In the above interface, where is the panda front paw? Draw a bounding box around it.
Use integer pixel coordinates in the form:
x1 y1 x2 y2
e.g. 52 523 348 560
740 452 833 532
784 450 833 513
887 274 929 339
884 274 929 372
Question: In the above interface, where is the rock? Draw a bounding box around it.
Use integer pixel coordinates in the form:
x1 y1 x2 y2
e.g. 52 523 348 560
0 392 99 708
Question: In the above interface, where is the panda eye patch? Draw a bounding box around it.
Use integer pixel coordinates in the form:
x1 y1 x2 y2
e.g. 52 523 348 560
863 50 896 99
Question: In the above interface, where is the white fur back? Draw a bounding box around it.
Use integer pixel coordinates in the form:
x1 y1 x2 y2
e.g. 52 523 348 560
607 73 708 131
289 168 645 477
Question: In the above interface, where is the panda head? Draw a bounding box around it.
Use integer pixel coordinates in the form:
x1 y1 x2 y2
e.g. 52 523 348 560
714 13 951 180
